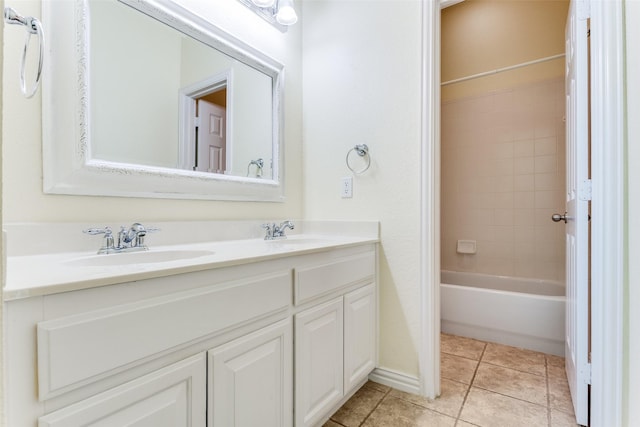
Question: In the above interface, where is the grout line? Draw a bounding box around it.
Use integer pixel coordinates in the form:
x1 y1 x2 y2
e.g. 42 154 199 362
357 385 392 427
546 356 552 427
480 359 547 377
469 384 550 408
455 341 487 423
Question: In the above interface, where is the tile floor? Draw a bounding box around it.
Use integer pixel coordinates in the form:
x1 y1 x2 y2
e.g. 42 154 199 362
324 334 580 427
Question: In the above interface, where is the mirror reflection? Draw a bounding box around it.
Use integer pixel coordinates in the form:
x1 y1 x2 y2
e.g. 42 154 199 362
89 0 274 179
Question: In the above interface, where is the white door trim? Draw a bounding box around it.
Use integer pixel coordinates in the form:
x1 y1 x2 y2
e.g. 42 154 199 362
589 1 625 425
419 0 441 399
419 0 626 422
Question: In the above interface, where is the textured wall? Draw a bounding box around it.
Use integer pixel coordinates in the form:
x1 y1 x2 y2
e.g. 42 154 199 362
302 0 423 378
441 0 569 102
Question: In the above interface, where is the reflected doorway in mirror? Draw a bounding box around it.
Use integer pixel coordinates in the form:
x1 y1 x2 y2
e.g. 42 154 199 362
179 71 232 175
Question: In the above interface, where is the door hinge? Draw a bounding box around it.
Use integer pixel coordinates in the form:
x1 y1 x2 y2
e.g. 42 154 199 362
579 179 592 201
194 116 201 127
582 362 592 385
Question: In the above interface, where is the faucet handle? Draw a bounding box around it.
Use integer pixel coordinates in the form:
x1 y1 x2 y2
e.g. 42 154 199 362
83 226 112 236
83 227 115 254
261 223 275 239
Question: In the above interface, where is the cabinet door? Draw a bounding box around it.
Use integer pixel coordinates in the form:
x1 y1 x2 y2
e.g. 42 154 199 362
344 283 377 392
295 297 344 427
38 354 206 427
208 319 292 427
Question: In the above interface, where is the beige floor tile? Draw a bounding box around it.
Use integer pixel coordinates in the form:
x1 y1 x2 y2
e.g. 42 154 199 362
548 362 567 379
455 421 480 427
365 380 391 394
389 378 468 418
330 382 387 427
459 387 548 427
362 396 456 427
547 354 567 379
473 362 547 406
441 352 478 384
441 333 486 360
323 420 344 427
546 354 565 368
550 409 580 427
549 374 575 415
482 342 546 376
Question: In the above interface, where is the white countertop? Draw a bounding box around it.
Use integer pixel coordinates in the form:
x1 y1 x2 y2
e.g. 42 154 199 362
3 221 379 301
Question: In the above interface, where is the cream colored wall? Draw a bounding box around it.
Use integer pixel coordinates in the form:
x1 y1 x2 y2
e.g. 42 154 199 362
441 0 568 282
624 0 639 423
2 0 303 223
302 1 422 377
441 0 568 102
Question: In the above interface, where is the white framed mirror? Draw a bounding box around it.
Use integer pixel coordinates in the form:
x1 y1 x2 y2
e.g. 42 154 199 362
42 0 285 201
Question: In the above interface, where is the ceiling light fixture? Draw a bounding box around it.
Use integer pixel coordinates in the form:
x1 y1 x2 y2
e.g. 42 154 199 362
275 0 298 26
238 0 298 31
251 0 276 8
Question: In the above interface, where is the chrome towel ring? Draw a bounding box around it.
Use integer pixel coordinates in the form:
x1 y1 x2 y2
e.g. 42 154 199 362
346 144 371 174
4 7 44 99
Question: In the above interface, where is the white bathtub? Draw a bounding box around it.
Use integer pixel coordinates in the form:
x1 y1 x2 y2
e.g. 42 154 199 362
441 270 565 356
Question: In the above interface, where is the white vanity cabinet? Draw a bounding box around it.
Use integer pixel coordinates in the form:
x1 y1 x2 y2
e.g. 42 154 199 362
38 354 207 427
294 252 377 427
208 319 292 427
295 298 345 427
344 283 377 391
4 240 377 427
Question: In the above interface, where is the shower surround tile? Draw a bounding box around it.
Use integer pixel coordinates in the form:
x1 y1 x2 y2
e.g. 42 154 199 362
441 78 566 282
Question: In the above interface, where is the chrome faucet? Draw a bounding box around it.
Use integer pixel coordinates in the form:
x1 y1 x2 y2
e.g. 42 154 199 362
261 220 295 240
83 223 159 254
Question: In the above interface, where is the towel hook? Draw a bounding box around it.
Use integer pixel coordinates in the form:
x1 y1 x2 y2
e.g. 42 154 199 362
346 144 371 174
4 7 44 99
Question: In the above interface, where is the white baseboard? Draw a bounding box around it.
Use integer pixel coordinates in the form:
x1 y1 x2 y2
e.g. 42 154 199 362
368 367 421 395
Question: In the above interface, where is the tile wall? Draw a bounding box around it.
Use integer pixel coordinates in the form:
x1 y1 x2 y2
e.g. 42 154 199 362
441 78 566 282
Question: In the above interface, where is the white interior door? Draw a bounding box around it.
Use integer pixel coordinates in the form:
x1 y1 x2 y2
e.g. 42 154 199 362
564 0 590 424
196 100 226 173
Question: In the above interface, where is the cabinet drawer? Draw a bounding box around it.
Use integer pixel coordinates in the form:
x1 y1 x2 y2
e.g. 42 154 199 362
37 271 291 400
294 251 375 305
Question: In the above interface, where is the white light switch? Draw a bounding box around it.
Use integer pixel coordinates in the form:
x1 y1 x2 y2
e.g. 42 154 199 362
341 176 353 198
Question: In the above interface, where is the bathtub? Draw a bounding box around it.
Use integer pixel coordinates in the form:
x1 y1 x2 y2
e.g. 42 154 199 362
441 270 565 356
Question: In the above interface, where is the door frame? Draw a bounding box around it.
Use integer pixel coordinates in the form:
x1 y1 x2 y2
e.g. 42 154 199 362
588 1 625 425
419 1 625 423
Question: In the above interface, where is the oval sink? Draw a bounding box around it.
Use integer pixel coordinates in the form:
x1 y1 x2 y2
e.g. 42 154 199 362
64 249 216 267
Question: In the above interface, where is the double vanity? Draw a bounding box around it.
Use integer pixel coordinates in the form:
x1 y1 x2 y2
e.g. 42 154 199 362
3 220 379 427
